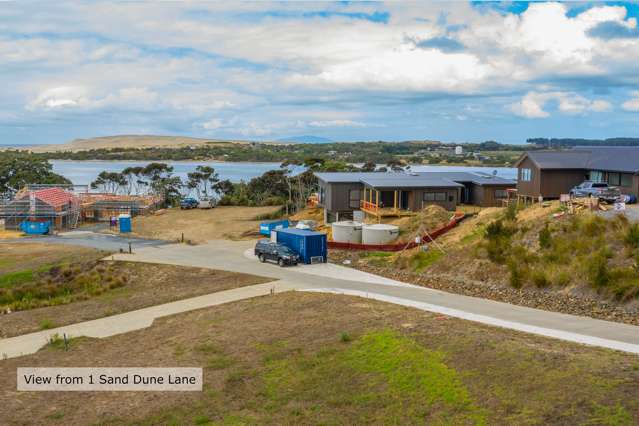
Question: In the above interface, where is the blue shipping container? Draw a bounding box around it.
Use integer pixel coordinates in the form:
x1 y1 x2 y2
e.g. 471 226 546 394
259 219 288 236
20 221 50 235
275 228 327 264
119 214 132 233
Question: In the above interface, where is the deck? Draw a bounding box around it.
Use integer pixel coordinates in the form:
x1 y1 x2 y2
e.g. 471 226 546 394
360 200 416 219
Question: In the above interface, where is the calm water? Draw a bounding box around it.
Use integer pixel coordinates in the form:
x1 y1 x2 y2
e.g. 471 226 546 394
50 160 517 186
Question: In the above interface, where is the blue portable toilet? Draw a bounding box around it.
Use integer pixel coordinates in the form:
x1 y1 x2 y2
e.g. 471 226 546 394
259 219 289 236
20 220 50 235
118 214 132 233
275 228 327 264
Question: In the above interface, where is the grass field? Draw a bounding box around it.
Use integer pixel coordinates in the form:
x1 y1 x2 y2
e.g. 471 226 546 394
2 292 637 425
130 206 281 243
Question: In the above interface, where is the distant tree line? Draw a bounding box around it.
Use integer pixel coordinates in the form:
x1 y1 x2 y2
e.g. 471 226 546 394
527 138 639 147
34 140 532 165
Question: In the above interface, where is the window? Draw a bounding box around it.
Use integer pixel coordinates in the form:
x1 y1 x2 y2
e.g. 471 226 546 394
348 189 360 209
621 174 633 187
424 192 446 202
520 168 532 182
318 186 325 204
608 173 620 186
592 183 608 188
589 170 604 183
495 189 508 199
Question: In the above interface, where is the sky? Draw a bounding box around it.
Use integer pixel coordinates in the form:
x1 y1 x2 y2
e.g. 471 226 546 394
1 1 639 146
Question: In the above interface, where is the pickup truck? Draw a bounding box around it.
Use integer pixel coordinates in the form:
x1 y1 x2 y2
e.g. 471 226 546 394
569 181 621 203
179 197 198 209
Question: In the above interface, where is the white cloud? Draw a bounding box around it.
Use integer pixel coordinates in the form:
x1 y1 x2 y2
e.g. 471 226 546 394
28 86 90 110
622 91 639 111
509 91 611 118
307 119 366 128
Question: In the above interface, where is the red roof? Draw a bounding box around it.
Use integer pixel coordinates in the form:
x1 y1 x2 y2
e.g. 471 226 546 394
19 188 78 208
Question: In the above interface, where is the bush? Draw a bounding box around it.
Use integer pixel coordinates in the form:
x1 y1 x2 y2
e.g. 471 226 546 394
507 259 527 289
625 224 639 248
531 270 549 288
538 224 552 249
504 203 518 221
587 249 610 288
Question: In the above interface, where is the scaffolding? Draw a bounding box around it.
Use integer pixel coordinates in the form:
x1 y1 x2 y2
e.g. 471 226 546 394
0 188 81 231
79 193 162 222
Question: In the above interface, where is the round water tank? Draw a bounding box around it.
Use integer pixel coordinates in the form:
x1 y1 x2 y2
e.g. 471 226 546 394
362 224 400 245
331 221 363 243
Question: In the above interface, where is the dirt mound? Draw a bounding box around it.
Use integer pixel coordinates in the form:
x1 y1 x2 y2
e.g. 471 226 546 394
290 207 324 223
387 205 452 240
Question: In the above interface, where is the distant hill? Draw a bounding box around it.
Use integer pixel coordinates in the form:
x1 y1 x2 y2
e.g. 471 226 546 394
27 135 247 153
276 135 334 144
527 137 639 147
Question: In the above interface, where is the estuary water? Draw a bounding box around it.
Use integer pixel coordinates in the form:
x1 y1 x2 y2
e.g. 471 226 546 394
50 160 517 186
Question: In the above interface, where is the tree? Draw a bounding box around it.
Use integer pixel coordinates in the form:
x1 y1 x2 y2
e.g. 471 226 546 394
121 166 146 195
0 153 70 195
214 179 234 197
385 159 409 172
90 171 127 194
361 161 376 172
186 165 219 198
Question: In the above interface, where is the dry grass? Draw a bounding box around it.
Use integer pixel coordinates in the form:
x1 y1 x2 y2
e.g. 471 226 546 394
130 205 281 243
0 243 105 276
1 292 638 425
28 135 248 153
0 229 23 239
0 262 269 338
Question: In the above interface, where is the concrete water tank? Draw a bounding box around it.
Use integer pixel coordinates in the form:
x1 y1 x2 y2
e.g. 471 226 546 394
332 221 363 243
362 224 399 245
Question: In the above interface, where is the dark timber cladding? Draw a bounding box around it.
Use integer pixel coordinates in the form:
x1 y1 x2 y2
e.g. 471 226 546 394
515 147 639 199
315 171 515 220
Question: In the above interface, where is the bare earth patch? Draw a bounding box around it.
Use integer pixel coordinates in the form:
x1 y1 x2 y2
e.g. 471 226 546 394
129 206 281 243
0 262 269 338
1 292 638 425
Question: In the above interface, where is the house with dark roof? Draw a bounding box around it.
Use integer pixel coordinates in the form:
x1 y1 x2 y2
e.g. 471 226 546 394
315 171 515 222
514 147 639 199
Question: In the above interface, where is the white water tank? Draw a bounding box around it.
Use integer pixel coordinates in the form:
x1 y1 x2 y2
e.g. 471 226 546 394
362 224 400 245
331 221 363 243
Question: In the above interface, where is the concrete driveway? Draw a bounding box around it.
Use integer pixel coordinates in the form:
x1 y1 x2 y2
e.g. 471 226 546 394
1 230 168 252
105 239 639 355
2 238 639 358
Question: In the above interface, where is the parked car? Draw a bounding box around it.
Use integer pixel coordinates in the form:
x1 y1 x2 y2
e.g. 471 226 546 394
198 198 216 209
180 197 198 209
254 239 299 267
569 181 621 203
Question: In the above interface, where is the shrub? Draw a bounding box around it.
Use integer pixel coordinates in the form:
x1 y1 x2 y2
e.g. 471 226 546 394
625 224 639 248
531 270 549 288
504 203 518 221
538 224 552 249
507 259 527 289
587 249 610 288
340 332 352 343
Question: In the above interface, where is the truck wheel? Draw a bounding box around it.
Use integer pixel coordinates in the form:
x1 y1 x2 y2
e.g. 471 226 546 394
278 258 285 267
258 254 266 263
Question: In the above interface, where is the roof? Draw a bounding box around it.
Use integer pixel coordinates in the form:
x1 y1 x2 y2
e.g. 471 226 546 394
18 188 77 207
359 174 464 189
315 171 514 189
516 147 639 173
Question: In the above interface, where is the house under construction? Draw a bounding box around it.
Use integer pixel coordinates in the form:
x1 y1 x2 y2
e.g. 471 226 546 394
1 184 163 231
0 186 81 231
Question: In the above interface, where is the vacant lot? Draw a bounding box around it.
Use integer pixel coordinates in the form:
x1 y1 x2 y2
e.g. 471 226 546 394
0 243 105 277
2 292 637 425
131 206 281 243
1 261 269 338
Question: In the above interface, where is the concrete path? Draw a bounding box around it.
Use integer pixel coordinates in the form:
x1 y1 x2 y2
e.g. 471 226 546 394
0 281 299 359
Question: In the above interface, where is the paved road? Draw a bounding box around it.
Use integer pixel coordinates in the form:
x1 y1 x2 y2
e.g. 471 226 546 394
1 231 168 252
2 238 639 358
108 240 639 354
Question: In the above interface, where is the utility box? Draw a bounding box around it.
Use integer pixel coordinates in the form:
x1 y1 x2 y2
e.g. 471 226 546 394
118 214 132 233
259 219 288 236
275 228 327 264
